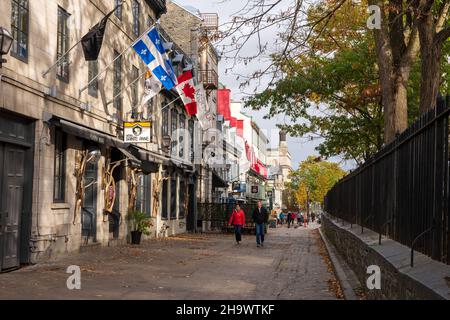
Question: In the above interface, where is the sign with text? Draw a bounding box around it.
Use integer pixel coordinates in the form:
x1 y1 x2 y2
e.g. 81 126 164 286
124 122 151 143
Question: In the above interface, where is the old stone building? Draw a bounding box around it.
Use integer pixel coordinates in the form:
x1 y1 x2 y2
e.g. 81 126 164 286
266 131 293 213
161 2 220 229
0 0 204 271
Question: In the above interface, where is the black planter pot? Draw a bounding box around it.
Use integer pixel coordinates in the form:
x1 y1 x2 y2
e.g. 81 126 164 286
131 231 142 245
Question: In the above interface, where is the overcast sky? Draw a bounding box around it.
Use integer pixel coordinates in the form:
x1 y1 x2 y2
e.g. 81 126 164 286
174 0 353 171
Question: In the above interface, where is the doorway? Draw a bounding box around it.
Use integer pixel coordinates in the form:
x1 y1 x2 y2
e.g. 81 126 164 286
0 111 34 272
0 143 26 270
81 161 98 243
109 148 122 239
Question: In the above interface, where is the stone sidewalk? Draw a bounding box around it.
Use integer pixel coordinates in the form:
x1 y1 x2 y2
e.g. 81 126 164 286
0 225 340 300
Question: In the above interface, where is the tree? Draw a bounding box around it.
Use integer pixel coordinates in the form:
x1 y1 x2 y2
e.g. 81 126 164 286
246 33 387 164
294 181 308 210
413 0 450 113
368 0 419 142
282 181 298 211
220 0 450 144
288 156 346 210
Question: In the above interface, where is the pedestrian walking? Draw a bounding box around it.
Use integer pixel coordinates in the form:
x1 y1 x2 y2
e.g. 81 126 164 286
291 212 297 225
252 200 268 247
280 212 285 225
311 212 316 223
229 204 246 245
297 212 303 225
287 211 293 228
303 212 308 227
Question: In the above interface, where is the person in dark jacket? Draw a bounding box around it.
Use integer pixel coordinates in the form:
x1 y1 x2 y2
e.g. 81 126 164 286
229 204 246 245
252 200 268 247
287 211 293 228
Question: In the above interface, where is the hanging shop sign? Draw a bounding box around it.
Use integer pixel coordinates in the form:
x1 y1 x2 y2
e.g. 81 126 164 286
124 122 151 143
251 185 259 194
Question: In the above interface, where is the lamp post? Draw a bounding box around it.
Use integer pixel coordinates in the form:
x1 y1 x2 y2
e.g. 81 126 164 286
161 135 172 153
0 27 13 68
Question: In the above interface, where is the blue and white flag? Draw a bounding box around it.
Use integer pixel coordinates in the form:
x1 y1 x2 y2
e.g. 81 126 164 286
132 27 177 90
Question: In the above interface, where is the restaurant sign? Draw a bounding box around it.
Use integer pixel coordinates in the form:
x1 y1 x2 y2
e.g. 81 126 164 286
124 122 151 143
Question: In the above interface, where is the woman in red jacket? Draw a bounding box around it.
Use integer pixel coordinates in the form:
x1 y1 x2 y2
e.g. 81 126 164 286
229 204 246 245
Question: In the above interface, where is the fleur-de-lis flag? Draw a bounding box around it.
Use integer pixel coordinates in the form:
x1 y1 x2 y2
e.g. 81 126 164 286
132 27 177 90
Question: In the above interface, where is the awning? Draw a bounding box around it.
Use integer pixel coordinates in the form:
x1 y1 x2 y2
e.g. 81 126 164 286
212 170 228 188
170 159 194 172
57 119 126 148
136 149 167 165
117 147 141 168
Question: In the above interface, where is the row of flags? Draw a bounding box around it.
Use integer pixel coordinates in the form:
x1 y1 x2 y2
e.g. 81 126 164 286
217 89 243 137
132 26 198 117
218 90 267 178
76 3 199 118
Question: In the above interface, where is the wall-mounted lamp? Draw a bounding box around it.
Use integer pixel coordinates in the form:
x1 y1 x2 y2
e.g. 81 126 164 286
0 27 13 68
161 135 171 153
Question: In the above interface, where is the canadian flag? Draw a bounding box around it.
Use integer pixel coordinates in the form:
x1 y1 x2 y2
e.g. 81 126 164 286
176 70 197 116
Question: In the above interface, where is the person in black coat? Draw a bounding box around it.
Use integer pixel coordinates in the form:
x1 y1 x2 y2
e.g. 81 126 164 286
252 200 269 247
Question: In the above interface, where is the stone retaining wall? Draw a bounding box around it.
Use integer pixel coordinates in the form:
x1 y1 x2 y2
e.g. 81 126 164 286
321 213 450 300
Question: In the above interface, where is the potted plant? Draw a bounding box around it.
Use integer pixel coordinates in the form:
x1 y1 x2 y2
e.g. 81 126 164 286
128 210 153 245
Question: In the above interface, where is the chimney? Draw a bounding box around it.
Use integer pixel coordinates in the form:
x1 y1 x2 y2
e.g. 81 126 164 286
279 130 287 143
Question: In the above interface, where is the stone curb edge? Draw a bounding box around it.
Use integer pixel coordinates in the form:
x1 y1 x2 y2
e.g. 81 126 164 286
318 226 359 300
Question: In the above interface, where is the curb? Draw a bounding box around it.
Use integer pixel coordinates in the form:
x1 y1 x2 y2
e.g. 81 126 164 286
318 226 360 300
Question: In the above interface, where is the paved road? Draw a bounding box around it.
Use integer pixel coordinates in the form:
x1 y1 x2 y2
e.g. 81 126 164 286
0 224 340 300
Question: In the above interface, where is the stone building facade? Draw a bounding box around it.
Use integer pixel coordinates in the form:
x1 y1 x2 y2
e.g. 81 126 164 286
0 0 206 271
266 131 293 213
161 2 220 210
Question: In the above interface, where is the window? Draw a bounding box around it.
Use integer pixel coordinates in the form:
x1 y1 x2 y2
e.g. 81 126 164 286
11 0 29 60
113 50 122 111
136 174 151 216
56 7 70 82
179 114 186 159
88 60 98 97
132 0 140 36
170 174 177 219
131 66 139 117
171 109 178 155
161 106 169 137
53 128 66 202
161 178 168 219
179 177 185 219
188 119 194 162
147 15 154 28
114 0 122 20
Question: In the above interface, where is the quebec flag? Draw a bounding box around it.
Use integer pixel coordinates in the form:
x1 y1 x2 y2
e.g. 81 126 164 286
132 27 177 90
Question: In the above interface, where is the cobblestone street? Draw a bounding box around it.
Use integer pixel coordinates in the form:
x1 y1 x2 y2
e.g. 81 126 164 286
0 225 339 300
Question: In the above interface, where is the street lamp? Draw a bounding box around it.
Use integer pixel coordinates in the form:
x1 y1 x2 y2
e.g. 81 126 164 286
161 135 171 153
0 27 13 68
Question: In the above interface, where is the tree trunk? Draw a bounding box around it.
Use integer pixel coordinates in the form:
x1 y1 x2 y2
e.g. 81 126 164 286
370 0 416 144
419 40 442 114
417 2 450 114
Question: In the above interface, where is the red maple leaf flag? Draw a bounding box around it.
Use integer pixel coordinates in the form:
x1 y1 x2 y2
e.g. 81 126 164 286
176 70 197 116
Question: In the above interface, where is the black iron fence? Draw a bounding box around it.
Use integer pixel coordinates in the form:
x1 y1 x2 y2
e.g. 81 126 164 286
324 95 450 265
197 203 260 233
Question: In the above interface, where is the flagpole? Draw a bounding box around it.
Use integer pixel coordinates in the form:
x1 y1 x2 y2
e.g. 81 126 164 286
42 40 83 78
106 69 148 105
161 96 181 111
79 22 158 96
42 1 125 78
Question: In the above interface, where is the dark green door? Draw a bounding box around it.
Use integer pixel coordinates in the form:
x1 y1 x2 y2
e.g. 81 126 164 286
0 143 25 270
82 162 98 242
